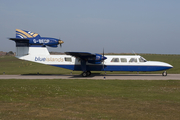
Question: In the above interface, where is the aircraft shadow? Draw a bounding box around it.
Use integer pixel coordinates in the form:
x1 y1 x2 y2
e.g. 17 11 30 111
21 73 161 79
22 73 64 76
22 73 103 78
105 74 161 76
22 73 161 76
69 73 102 78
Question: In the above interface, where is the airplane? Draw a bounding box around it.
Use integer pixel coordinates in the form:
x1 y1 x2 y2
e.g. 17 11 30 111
9 29 173 77
9 29 64 47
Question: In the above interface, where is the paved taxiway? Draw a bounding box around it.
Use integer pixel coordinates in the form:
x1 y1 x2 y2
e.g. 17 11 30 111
0 74 180 80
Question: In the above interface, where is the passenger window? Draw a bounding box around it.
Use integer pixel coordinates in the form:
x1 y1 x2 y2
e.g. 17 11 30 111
65 57 72 62
129 58 137 62
120 58 127 62
111 58 119 62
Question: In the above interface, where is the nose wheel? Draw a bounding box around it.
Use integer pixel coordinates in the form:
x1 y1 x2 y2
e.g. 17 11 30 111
162 71 167 76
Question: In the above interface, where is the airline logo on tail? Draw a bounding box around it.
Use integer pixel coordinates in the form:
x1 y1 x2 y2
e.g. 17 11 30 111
16 29 40 38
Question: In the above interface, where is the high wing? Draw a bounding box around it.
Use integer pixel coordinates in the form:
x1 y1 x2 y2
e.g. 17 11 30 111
65 52 107 64
65 52 96 60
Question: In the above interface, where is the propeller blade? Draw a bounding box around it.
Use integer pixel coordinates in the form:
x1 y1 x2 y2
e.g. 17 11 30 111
103 48 104 58
103 48 104 71
102 48 106 78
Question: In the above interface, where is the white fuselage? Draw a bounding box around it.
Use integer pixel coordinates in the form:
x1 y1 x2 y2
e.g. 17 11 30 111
16 47 173 72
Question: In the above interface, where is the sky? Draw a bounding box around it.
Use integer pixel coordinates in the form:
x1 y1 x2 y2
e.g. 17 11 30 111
0 0 180 54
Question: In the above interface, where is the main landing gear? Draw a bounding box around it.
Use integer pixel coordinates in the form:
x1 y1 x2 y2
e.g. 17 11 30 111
162 71 167 76
81 71 91 77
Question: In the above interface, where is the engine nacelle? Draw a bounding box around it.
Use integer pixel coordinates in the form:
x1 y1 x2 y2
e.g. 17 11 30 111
9 29 64 48
29 38 62 47
87 54 107 64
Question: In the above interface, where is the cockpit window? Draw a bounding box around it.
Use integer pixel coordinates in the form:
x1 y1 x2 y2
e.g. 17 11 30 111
129 58 137 62
111 58 119 62
139 57 147 62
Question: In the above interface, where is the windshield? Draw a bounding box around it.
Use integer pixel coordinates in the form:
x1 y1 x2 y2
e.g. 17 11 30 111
139 57 147 62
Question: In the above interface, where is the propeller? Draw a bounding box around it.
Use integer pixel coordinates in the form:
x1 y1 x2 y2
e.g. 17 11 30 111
103 48 105 71
58 39 64 47
102 48 106 79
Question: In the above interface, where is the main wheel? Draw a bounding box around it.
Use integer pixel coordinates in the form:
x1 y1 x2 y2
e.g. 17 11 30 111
82 72 88 77
162 71 167 76
87 71 91 76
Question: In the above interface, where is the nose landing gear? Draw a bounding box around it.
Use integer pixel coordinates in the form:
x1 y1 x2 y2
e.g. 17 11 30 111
162 71 167 76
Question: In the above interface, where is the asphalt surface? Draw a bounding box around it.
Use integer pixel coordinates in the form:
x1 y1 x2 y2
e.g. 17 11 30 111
0 74 180 80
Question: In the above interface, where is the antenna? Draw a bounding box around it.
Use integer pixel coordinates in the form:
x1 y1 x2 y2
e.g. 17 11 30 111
132 50 137 56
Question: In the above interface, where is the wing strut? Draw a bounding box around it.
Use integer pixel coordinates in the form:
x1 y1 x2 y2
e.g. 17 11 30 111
81 60 87 72
81 60 89 77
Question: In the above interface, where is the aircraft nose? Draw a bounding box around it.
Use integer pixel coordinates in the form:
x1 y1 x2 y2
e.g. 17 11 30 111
167 64 173 68
149 61 173 71
163 62 173 69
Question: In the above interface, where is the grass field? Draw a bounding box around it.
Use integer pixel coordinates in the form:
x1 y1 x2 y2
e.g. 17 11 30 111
0 79 180 120
0 54 180 119
0 54 180 75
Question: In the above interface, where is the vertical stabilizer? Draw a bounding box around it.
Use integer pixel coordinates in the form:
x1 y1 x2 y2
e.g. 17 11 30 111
16 47 50 57
28 47 50 56
16 29 41 38
16 47 29 56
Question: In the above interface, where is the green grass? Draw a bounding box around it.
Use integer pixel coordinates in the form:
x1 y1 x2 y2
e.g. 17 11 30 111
0 79 180 120
1 54 180 119
0 54 180 75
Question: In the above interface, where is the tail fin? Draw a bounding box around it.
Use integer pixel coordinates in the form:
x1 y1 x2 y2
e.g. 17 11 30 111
11 29 49 57
16 29 41 38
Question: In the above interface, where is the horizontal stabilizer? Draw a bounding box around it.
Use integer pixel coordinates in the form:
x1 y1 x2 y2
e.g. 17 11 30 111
9 38 29 41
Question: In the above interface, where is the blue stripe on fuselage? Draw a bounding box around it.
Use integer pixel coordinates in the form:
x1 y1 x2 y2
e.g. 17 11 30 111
50 64 172 72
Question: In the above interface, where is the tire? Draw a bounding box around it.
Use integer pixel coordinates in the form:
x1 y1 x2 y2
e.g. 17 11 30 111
82 72 87 77
162 71 167 76
87 71 91 76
